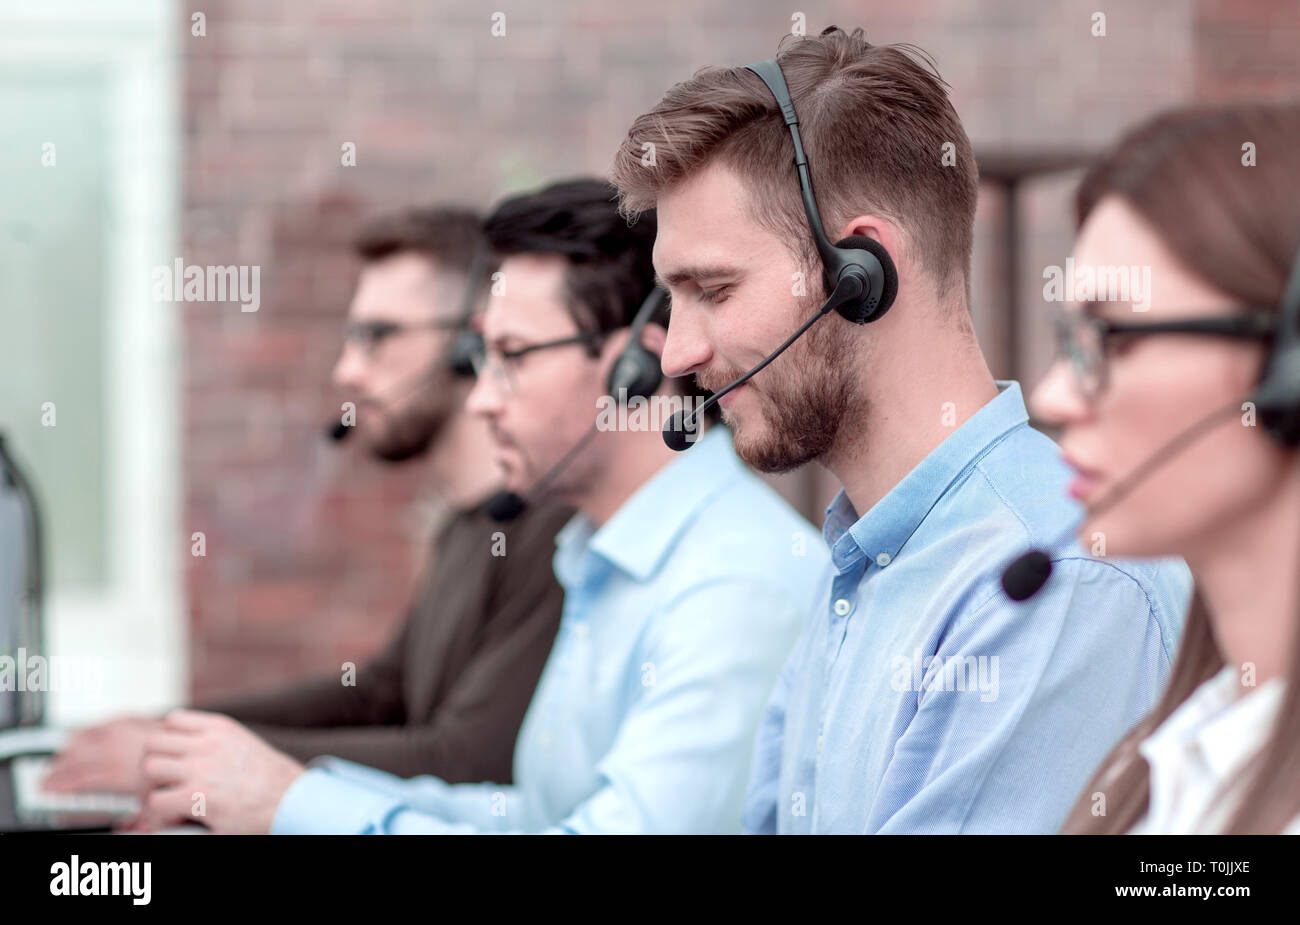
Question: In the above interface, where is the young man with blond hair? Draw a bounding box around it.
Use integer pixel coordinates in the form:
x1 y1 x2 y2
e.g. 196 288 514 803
610 26 1192 833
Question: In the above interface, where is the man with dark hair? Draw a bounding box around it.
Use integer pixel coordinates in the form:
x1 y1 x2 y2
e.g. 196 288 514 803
128 178 827 835
43 206 570 798
609 27 1193 833
479 177 718 425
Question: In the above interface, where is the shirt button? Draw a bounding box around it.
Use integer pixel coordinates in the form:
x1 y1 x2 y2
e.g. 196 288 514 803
833 598 851 616
538 731 553 749
876 552 892 567
816 735 824 753
573 623 589 639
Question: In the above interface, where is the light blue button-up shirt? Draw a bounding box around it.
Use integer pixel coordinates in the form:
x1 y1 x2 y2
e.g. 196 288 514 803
743 380 1193 834
272 426 826 834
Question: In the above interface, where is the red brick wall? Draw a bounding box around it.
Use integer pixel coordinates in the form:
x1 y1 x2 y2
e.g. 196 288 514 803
181 0 1300 700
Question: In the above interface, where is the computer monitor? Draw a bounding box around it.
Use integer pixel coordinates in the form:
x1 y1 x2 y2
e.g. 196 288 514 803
0 433 44 730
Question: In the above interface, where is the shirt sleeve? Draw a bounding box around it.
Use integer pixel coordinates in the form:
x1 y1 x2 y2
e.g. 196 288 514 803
271 759 528 834
866 556 1175 834
272 577 804 835
231 545 563 781
202 506 566 782
237 599 556 781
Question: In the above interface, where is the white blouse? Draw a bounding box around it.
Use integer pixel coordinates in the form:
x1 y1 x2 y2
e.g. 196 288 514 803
1129 665 1297 834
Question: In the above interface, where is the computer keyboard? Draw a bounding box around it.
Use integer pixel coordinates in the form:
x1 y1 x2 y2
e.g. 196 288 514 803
10 754 140 819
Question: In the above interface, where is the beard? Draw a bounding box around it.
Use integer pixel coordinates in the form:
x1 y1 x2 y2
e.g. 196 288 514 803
700 297 860 473
366 372 456 463
494 415 600 507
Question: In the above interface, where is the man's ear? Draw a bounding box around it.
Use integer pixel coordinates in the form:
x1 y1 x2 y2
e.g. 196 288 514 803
597 326 632 364
837 214 899 248
834 215 918 311
836 215 903 268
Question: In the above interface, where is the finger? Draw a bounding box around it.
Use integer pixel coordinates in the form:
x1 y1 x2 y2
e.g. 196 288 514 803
40 764 101 793
113 813 147 834
143 730 198 757
49 738 104 768
140 754 189 787
162 709 220 733
41 753 87 781
136 785 193 831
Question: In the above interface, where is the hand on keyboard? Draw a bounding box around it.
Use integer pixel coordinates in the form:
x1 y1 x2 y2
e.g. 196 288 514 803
41 715 162 794
12 755 140 820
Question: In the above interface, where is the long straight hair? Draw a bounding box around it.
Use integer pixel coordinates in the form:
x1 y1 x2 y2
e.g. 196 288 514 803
1060 103 1300 834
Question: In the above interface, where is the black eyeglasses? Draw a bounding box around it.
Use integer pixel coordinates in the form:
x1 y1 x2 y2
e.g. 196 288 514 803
1051 306 1277 401
343 318 466 355
472 331 601 394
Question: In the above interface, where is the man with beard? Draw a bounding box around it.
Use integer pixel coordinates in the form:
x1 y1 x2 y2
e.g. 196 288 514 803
609 27 1193 832
123 179 827 835
42 207 570 798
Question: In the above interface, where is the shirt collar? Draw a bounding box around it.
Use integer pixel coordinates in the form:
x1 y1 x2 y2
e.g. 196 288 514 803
822 380 1029 571
1140 664 1286 781
554 426 742 584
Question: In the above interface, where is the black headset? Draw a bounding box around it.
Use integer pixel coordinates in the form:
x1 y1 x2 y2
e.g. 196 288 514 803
1004 239 1300 600
745 58 899 325
444 240 494 378
1253 240 1300 447
451 247 670 399
749 54 1300 447
481 286 668 522
604 286 667 402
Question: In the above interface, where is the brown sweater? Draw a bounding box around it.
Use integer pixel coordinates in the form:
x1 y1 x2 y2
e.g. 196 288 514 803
197 500 570 785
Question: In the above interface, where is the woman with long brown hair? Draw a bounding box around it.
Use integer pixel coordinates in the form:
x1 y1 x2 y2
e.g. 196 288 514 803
1031 102 1300 834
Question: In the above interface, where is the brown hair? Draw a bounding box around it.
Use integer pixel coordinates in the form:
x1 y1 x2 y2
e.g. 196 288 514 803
609 25 978 302
352 205 490 293
482 178 659 337
1060 102 1300 835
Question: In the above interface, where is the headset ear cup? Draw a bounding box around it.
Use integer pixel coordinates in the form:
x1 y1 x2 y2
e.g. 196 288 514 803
607 343 662 403
1254 342 1300 447
832 235 899 324
446 329 482 378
